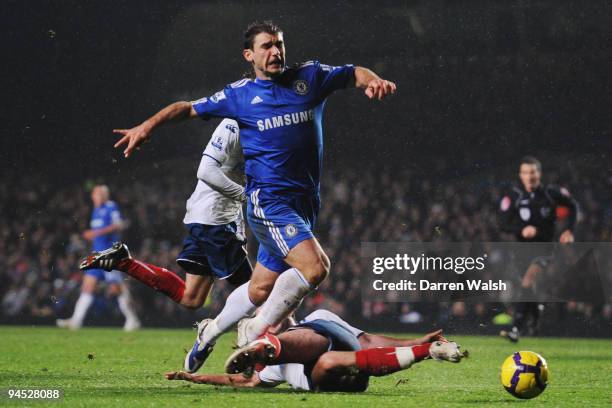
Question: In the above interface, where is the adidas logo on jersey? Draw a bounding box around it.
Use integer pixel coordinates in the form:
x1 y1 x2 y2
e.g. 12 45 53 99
251 95 263 104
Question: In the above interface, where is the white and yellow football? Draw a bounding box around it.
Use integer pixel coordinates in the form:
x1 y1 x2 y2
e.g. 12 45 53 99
500 351 549 399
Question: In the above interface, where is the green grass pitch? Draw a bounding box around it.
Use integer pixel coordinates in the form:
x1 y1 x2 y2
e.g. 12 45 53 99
0 326 610 407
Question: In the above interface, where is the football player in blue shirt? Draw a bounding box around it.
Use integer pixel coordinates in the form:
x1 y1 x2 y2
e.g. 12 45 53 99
113 21 395 370
57 185 140 330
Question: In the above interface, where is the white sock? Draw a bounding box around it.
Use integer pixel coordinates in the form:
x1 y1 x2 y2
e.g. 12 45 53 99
201 282 256 345
395 347 417 368
246 268 313 340
117 291 139 324
71 292 94 328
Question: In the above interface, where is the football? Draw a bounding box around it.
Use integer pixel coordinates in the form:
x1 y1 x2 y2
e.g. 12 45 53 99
500 351 549 399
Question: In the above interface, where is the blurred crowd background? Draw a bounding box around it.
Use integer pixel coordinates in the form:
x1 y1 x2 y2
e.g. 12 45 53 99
1 153 610 335
2 0 611 335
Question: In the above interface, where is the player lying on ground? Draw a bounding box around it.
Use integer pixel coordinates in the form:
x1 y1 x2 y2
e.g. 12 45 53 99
80 119 252 311
166 309 467 392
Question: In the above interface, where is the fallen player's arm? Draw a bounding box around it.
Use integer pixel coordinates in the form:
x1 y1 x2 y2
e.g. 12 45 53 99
165 371 262 388
197 156 246 202
354 66 396 100
114 101 199 158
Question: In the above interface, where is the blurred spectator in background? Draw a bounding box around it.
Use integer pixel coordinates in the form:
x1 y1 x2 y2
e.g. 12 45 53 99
56 185 140 331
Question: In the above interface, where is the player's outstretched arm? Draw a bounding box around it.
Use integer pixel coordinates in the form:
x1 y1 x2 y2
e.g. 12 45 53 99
113 101 199 158
354 66 396 100
165 371 262 388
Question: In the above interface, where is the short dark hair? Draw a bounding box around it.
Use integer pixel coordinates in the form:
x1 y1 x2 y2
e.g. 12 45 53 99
520 156 542 172
243 21 282 50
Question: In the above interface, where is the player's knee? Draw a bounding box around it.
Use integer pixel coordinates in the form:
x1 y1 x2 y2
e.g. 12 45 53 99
303 253 330 285
181 300 204 310
180 291 204 309
248 281 273 306
321 254 331 278
107 284 122 297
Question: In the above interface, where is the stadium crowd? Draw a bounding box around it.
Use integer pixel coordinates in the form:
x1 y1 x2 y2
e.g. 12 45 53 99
1 156 611 332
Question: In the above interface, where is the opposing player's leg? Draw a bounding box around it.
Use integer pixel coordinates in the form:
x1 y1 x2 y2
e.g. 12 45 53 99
501 260 546 342
106 271 141 331
284 237 330 285
57 273 99 329
107 279 141 332
247 258 281 305
176 222 251 306
185 261 276 373
191 260 278 351
180 273 215 309
311 341 467 391
81 243 188 305
239 238 330 345
81 222 249 309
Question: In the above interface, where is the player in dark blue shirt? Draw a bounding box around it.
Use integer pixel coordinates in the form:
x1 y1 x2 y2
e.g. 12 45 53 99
113 21 395 371
498 156 579 342
57 185 140 331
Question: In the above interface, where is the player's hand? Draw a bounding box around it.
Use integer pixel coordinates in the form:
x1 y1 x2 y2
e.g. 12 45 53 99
165 371 191 381
420 329 446 344
82 229 97 241
365 79 396 100
521 225 537 239
113 123 152 158
521 263 543 289
559 229 574 244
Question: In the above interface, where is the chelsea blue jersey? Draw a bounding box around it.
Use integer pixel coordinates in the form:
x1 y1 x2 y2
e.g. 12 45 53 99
90 201 122 251
191 61 355 198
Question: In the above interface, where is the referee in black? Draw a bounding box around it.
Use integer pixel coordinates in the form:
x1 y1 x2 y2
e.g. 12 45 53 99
499 156 578 342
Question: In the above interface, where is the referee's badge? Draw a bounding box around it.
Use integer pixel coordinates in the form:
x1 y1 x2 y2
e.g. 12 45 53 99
520 207 531 221
293 80 309 95
285 224 298 238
